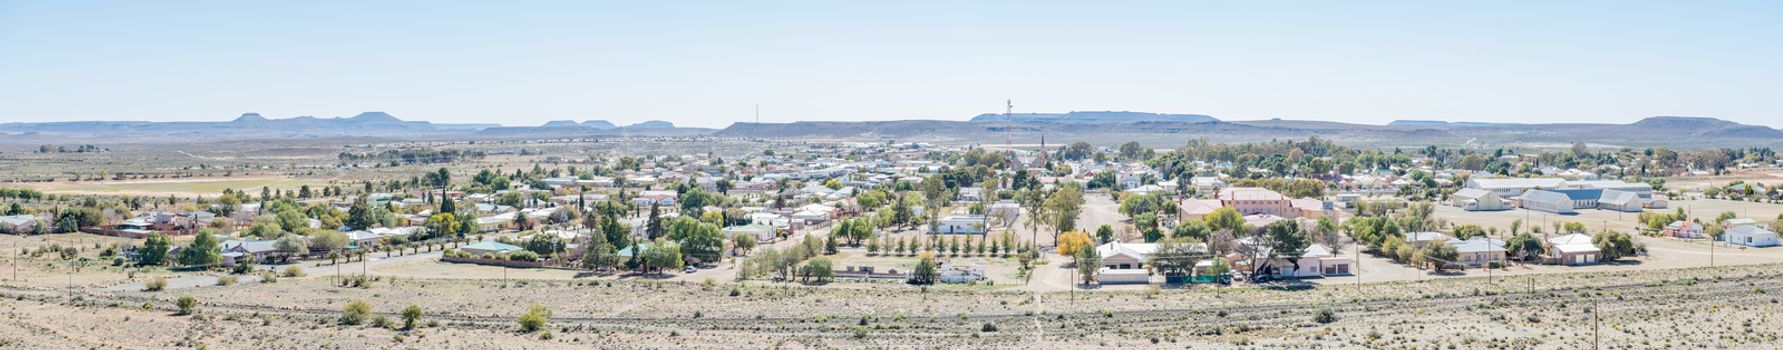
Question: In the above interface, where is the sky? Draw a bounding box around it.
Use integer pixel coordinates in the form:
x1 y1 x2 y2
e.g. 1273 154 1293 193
1 1 1780 128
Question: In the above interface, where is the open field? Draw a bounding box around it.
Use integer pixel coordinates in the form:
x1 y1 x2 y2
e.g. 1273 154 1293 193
7 259 1783 348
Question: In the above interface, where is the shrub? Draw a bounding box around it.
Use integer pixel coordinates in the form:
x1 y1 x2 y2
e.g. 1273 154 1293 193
517 303 551 332
231 261 256 274
371 314 392 329
144 276 167 292
259 271 279 283
401 305 423 330
340 300 372 326
981 322 999 332
1314 308 1338 324
175 296 198 315
215 276 237 286
282 265 305 277
509 250 540 262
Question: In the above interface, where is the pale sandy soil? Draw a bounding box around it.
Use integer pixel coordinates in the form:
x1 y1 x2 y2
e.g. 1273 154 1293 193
6 263 1783 349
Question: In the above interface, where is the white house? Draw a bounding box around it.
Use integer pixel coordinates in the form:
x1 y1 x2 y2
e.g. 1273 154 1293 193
1446 237 1508 268
1517 190 1577 215
1258 244 1352 277
1449 188 1509 211
0 215 39 234
1093 241 1156 284
935 215 989 235
1545 233 1601 265
722 224 777 243
1725 225 1780 247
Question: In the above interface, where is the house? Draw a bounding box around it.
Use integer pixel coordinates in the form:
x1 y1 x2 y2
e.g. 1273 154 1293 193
460 241 525 256
1450 188 1510 211
1517 190 1577 215
1662 221 1705 239
1445 237 1507 268
632 190 678 207
1096 241 1158 270
938 262 988 283
1257 244 1352 277
0 215 38 234
987 200 1021 226
722 224 776 243
1404 231 1449 249
220 239 281 265
935 215 988 235
956 187 983 201
1218 188 1294 217
1545 233 1601 265
1725 225 1780 247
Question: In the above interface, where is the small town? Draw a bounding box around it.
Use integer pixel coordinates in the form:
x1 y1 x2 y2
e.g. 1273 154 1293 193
3 2 1780 349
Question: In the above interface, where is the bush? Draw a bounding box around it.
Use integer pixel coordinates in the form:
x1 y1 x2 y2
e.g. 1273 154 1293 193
371 314 392 329
175 296 198 315
215 276 237 286
259 271 279 283
144 276 168 292
509 250 540 262
282 265 305 277
340 300 372 326
231 261 256 274
517 303 551 332
981 322 999 332
401 305 423 330
1314 308 1338 324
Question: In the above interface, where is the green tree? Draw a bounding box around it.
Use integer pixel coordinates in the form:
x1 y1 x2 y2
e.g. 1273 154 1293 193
580 229 618 271
639 238 684 274
1172 220 1210 241
1593 230 1637 261
1150 237 1205 279
1204 207 1245 233
137 233 172 266
804 257 835 283
668 217 724 263
1045 183 1085 235
1505 232 1545 262
1074 244 1101 286
1095 224 1114 244
345 196 375 230
1258 220 1310 275
178 231 223 268
1419 241 1459 272
908 253 938 285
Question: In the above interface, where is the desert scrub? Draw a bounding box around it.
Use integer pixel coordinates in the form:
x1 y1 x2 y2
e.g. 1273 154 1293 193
215 276 237 286
144 276 167 292
175 296 198 315
517 303 551 333
282 265 305 277
340 300 372 326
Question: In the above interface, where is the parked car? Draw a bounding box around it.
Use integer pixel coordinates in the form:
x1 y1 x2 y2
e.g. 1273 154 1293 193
684 266 697 274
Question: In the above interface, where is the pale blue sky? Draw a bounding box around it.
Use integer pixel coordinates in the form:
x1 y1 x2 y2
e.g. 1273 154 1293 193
2 1 1779 128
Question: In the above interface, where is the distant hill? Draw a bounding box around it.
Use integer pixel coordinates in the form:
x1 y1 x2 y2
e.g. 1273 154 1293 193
969 111 1217 124
1389 120 1501 127
628 120 675 129
2 110 1776 149
717 113 1783 149
581 120 617 129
